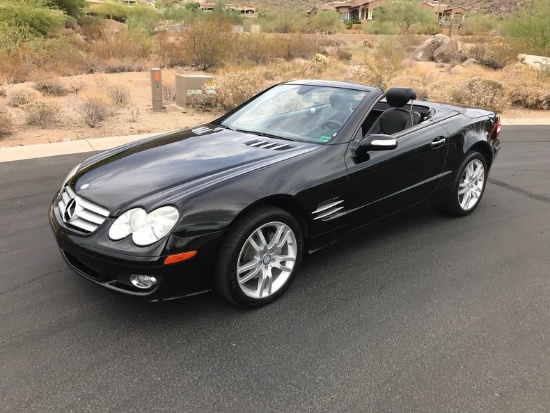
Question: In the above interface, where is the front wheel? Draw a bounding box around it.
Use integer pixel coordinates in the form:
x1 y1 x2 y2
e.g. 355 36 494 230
214 206 303 308
439 151 488 217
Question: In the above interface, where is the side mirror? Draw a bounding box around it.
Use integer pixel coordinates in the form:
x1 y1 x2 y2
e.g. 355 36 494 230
356 134 398 154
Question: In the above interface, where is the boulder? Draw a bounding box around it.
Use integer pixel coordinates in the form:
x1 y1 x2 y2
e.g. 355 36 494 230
450 65 464 75
462 58 477 67
413 34 459 63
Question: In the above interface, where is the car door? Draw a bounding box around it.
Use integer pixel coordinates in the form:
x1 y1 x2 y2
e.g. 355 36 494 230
345 123 449 231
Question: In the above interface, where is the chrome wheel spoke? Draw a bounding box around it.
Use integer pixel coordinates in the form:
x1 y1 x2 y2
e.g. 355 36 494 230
267 224 284 250
237 257 260 275
239 266 261 284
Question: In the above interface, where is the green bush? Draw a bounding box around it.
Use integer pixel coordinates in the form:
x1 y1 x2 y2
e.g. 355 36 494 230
502 0 550 54
0 0 66 51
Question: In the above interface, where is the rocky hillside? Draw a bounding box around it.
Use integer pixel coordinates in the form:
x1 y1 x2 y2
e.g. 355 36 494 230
445 0 526 16
246 0 527 16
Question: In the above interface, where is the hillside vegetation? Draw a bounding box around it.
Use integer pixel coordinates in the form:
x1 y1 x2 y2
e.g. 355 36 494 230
1 0 550 145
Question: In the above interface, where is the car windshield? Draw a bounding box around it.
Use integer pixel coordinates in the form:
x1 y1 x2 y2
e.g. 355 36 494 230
219 84 369 145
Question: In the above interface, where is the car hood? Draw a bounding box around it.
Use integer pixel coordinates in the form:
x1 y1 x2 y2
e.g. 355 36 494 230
71 125 318 212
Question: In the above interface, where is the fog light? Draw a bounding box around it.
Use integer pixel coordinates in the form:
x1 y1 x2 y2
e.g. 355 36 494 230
130 274 157 289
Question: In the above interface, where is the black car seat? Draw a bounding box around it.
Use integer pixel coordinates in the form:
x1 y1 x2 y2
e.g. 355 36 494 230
367 87 421 135
323 90 353 125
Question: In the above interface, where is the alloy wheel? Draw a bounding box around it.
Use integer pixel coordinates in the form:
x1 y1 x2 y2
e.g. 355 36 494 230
236 221 297 299
458 159 485 211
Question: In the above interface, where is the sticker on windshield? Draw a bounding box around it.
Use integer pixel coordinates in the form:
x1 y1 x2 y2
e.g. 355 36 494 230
319 136 332 143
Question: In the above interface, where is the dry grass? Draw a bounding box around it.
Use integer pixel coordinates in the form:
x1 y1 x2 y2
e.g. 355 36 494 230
7 88 41 107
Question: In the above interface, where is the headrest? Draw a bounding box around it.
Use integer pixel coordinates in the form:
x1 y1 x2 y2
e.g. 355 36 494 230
329 91 350 109
386 87 416 108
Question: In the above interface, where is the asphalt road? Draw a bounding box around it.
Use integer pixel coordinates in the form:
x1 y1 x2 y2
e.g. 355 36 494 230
1 126 549 413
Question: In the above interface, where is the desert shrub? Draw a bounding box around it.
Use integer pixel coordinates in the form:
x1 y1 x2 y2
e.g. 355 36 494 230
105 85 130 106
336 47 353 61
91 33 153 62
22 100 61 128
180 19 236 70
154 33 187 68
78 16 106 41
466 37 518 70
508 86 550 109
7 88 41 107
459 14 499 36
0 87 5 97
162 83 176 102
128 105 140 122
450 78 507 112
360 38 406 90
75 94 112 127
503 64 550 109
0 113 13 137
213 71 267 111
69 79 84 94
34 79 68 96
363 21 399 35
272 34 320 60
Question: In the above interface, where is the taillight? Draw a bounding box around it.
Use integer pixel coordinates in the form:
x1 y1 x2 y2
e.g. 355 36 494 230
490 115 501 139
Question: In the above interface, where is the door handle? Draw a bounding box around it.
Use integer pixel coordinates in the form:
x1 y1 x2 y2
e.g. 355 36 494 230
431 137 446 148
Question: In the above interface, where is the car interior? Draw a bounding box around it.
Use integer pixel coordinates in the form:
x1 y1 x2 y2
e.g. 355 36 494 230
361 88 434 136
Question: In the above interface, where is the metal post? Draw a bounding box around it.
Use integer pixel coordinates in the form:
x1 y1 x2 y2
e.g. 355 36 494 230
150 68 163 112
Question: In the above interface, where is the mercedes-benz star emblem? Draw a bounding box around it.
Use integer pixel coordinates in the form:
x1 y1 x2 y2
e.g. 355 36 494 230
63 198 78 222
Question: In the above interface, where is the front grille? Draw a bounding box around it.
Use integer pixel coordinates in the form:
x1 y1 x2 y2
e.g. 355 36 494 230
244 140 293 151
57 186 110 234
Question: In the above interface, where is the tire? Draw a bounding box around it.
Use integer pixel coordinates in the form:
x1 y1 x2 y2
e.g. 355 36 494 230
439 151 488 217
214 205 304 308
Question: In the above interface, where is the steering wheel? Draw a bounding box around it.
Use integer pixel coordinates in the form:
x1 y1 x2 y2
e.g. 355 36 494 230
322 119 343 130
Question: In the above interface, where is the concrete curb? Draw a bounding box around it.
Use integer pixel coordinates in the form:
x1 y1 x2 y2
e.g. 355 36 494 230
0 133 158 163
0 120 549 163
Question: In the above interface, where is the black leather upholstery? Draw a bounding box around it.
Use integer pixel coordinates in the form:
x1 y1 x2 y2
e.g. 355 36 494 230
323 91 353 124
367 87 420 135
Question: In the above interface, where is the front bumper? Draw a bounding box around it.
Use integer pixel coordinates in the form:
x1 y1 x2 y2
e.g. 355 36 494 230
49 196 225 301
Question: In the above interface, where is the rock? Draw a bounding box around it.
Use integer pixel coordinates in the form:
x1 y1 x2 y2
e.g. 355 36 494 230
450 65 465 75
462 58 477 67
413 34 459 64
433 39 459 63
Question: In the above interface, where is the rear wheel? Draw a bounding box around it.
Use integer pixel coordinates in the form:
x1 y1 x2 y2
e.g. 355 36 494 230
215 206 303 308
439 151 487 217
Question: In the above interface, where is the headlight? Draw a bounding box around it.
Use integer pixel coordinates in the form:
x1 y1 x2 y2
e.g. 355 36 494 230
109 206 179 246
61 162 81 191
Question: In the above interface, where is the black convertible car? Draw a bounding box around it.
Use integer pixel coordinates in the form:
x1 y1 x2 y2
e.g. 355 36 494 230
50 80 501 307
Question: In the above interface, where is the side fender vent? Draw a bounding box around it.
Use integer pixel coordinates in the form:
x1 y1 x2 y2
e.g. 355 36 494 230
312 198 345 221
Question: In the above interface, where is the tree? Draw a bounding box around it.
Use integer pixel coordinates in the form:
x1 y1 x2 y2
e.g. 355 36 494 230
312 10 343 34
47 0 85 18
262 9 308 33
374 1 436 34
502 0 550 54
